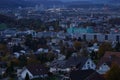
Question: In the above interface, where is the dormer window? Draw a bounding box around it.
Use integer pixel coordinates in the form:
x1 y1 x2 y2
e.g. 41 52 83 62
87 61 90 64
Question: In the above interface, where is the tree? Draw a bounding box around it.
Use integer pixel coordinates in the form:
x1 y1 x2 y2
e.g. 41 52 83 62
36 53 48 64
46 52 56 61
79 48 88 57
12 44 23 52
25 73 30 80
98 42 113 58
74 41 81 50
18 55 27 67
5 62 14 77
114 42 120 52
105 64 120 80
0 43 7 54
65 48 75 59
27 54 39 65
11 57 20 67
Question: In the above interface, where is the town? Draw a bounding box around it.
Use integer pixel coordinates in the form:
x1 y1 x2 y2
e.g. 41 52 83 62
0 1 120 80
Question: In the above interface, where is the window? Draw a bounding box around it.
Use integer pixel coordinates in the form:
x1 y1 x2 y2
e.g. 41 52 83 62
94 35 97 40
116 35 119 41
83 34 86 40
87 61 90 69
105 35 108 40
87 61 90 64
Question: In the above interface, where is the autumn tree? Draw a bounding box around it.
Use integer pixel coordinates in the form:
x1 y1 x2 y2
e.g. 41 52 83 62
46 52 56 61
5 62 14 77
114 42 120 52
74 41 81 50
98 42 113 58
105 64 120 80
18 55 27 67
11 57 20 67
0 43 8 55
27 54 39 65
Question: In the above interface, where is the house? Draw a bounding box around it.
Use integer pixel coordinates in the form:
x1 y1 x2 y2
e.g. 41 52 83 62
67 27 94 34
57 54 66 60
87 43 99 53
0 62 7 68
0 62 7 76
50 57 96 73
0 68 6 77
36 32 57 38
3 28 18 37
49 26 54 31
70 69 105 80
64 57 96 70
24 30 36 37
51 38 60 45
74 33 120 42
7 38 22 47
96 52 120 74
13 52 20 58
57 32 66 39
20 64 49 79
37 48 44 53
36 48 49 54
50 60 67 73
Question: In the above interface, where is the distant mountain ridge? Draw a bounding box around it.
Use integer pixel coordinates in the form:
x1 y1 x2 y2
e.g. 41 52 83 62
0 0 33 8
0 0 120 8
0 0 63 8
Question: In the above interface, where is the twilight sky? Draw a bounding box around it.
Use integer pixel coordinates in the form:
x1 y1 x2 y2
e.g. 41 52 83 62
59 0 91 1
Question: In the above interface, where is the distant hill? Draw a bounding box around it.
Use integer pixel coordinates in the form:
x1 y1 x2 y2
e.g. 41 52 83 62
26 0 64 7
0 0 24 8
109 0 120 3
68 4 105 8
0 0 34 8
0 0 120 8
0 0 63 8
93 0 120 4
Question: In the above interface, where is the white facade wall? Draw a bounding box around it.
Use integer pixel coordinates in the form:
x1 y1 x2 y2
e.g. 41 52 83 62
74 33 120 42
82 59 96 70
21 69 33 79
97 63 110 74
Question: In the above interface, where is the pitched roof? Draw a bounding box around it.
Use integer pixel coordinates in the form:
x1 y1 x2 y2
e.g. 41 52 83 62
0 62 7 68
85 72 105 80
50 57 89 69
64 57 88 68
26 64 49 76
97 52 120 69
70 69 105 80
50 60 66 68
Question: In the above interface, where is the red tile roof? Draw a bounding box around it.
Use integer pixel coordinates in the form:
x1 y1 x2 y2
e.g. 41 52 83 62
97 52 120 69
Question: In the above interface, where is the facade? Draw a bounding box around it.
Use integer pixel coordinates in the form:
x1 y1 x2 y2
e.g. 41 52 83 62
81 58 96 70
20 68 48 79
67 27 94 34
73 33 120 42
65 57 96 70
50 57 96 73
97 63 110 74
20 69 33 79
20 64 48 79
96 52 120 74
